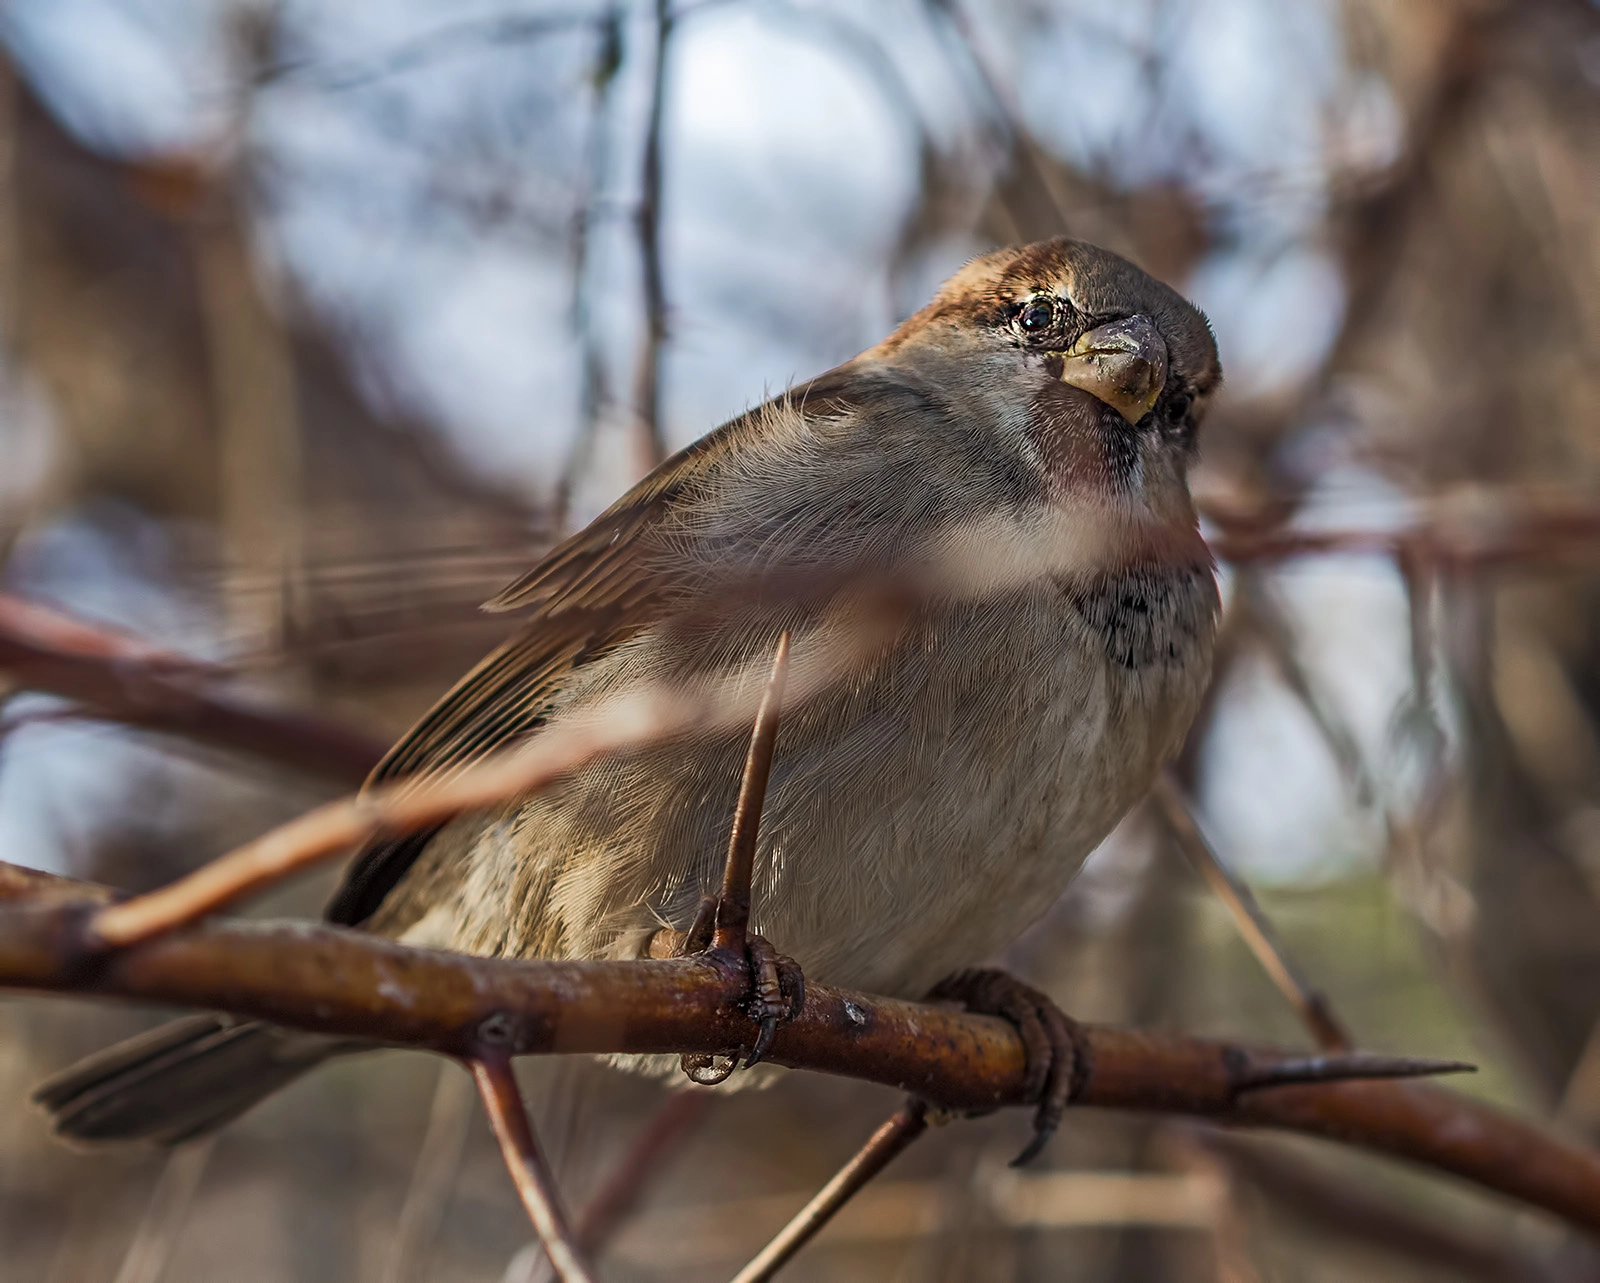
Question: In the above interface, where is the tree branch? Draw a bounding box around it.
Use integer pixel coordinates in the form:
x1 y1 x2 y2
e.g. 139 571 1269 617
10 867 1600 1241
1201 499 1600 570
729 1101 929 1283
471 1052 597 1283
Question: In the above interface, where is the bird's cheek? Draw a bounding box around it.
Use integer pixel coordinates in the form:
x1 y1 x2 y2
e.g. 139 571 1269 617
1026 381 1134 497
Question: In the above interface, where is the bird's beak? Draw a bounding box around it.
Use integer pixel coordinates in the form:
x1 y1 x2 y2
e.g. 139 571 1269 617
1058 315 1168 424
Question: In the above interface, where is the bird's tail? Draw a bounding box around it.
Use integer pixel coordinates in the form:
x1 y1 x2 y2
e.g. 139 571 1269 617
32 1014 340 1145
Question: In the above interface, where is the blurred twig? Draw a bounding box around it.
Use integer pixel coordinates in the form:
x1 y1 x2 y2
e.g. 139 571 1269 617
1163 1133 1265 1283
85 612 880 948
0 594 386 784
631 0 672 472
555 7 625 531
1152 773 1352 1052
1203 499 1600 569
260 10 610 91
1193 1131 1561 1283
382 1062 477 1283
109 1137 215 1283
573 1092 712 1258
1233 573 1376 806
731 1100 930 1283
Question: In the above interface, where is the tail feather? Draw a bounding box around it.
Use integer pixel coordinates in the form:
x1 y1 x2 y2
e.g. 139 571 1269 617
33 1014 337 1145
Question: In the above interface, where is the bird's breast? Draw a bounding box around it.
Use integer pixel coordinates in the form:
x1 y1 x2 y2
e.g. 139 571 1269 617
412 562 1218 1003
731 559 1219 996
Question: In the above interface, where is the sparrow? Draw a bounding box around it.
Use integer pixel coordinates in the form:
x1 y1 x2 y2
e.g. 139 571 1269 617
37 238 1222 1155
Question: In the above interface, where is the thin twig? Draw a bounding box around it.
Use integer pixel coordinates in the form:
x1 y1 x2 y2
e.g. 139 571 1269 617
730 1100 930 1283
1152 773 1352 1052
1163 1132 1265 1283
1236 574 1375 806
555 6 624 532
382 1062 477 1283
260 10 607 91
1203 504 1600 570
110 1137 215 1283
87 613 880 949
1193 1130 1562 1283
471 1054 597 1283
713 631 791 952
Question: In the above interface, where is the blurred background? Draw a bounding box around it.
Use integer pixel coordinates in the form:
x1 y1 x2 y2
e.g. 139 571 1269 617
3 0 1600 1278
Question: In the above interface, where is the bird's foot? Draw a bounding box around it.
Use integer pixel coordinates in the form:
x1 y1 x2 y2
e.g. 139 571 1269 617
928 967 1084 1166
665 897 805 1085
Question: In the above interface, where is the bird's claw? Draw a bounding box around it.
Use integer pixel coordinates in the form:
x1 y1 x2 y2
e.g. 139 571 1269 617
670 897 804 1083
743 934 805 1067
928 967 1083 1166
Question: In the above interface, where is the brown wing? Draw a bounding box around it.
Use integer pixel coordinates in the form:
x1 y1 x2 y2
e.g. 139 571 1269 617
324 412 753 927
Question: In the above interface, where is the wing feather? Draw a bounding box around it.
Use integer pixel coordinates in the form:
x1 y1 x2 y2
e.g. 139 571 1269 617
325 409 757 926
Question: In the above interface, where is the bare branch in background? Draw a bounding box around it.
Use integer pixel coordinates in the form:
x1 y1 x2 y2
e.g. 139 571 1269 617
1232 574 1376 806
1192 1130 1563 1283
730 1100 930 1283
259 10 611 92
1153 773 1352 1053
382 1062 477 1283
109 1138 215 1283
0 593 386 784
556 6 626 531
85 604 891 949
1202 497 1600 569
572 1092 711 1259
85 677 711 946
631 0 673 473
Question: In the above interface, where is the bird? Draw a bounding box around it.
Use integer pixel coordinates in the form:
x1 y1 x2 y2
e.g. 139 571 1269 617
35 237 1222 1159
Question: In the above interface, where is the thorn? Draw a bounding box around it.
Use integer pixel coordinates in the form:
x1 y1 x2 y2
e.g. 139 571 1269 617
1236 1053 1475 1094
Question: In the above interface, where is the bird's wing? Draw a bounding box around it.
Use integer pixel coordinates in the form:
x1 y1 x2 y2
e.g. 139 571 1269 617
324 409 761 927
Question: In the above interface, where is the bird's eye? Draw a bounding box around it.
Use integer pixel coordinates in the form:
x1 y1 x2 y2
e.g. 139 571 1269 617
1164 392 1192 423
1016 297 1056 334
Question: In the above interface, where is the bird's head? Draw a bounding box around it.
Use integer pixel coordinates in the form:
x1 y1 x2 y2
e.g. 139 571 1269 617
867 238 1221 513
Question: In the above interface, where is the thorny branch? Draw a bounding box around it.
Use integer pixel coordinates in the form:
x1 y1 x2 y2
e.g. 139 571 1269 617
10 868 1600 1233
